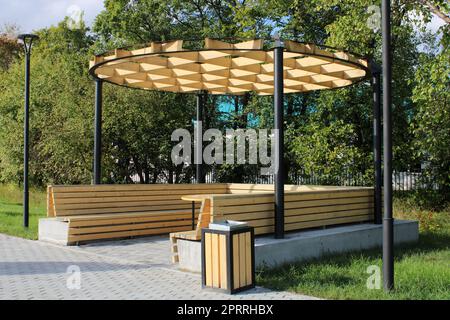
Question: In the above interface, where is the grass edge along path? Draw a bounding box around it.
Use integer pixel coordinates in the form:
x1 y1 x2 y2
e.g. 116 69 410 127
0 184 46 240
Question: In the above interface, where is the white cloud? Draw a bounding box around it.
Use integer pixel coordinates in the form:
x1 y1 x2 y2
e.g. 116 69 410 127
0 0 104 32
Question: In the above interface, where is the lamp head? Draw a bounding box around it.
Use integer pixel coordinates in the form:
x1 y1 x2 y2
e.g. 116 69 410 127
17 34 39 54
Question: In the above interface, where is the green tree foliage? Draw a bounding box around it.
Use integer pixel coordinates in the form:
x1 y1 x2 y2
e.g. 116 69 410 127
0 24 22 71
411 27 450 199
0 0 448 204
93 0 275 48
290 119 371 185
102 86 195 183
0 18 196 185
0 20 94 185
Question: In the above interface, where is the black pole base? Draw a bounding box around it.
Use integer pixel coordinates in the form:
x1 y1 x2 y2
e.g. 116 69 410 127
383 217 394 291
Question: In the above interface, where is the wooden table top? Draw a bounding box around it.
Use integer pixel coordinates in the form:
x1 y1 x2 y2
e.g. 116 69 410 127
181 194 213 202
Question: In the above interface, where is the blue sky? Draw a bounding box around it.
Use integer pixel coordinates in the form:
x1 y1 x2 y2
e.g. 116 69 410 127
0 0 104 33
0 1 445 38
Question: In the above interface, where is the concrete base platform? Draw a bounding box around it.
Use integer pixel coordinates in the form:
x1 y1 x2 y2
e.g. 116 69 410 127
178 220 419 273
39 218 70 246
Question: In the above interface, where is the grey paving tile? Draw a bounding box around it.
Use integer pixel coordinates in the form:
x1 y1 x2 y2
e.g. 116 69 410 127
0 234 317 300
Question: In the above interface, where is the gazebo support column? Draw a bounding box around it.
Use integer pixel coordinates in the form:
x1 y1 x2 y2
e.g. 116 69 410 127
195 92 205 183
274 42 285 239
382 0 394 291
371 64 382 225
93 79 103 185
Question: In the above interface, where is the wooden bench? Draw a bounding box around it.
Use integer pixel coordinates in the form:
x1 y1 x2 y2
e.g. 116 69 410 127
40 184 228 245
39 183 376 252
169 195 213 262
169 184 376 263
211 186 376 235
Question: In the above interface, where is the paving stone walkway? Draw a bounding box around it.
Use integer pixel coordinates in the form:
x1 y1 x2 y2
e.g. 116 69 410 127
0 234 317 300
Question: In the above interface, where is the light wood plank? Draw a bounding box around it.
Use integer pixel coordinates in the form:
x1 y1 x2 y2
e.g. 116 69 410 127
285 214 373 231
239 233 246 287
212 234 220 288
67 225 191 243
47 186 55 217
69 219 193 235
66 210 195 223
56 193 212 204
219 234 228 289
52 183 228 193
69 213 196 227
233 234 240 289
245 232 252 286
54 189 227 199
285 196 371 209
57 199 192 210
205 233 212 287
56 204 195 216
284 208 373 224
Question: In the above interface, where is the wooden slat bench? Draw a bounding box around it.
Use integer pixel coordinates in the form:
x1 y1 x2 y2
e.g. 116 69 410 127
169 184 376 263
170 196 212 262
39 184 228 245
211 186 375 235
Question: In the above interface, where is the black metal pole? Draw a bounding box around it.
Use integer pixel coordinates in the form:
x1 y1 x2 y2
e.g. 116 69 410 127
371 63 382 225
18 34 38 228
93 79 103 184
196 92 204 183
382 0 394 291
274 42 285 239
192 201 195 229
23 48 30 228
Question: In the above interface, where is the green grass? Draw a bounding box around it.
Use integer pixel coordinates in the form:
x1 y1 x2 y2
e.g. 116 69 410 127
257 198 450 300
0 184 46 239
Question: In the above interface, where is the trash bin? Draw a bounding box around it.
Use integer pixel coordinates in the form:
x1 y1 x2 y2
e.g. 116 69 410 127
201 220 255 294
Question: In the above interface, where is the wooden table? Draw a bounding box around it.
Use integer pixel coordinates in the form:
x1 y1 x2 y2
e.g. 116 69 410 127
181 194 213 229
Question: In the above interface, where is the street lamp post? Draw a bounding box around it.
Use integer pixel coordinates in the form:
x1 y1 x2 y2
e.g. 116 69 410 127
382 0 394 291
18 34 39 228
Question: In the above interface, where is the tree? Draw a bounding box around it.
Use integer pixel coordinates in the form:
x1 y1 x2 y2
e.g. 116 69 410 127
0 0 447 196
411 26 450 200
416 0 450 24
0 24 22 71
0 19 95 185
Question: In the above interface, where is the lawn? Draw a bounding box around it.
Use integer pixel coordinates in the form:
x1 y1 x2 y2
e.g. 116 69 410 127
0 184 46 239
257 196 450 300
1 184 449 299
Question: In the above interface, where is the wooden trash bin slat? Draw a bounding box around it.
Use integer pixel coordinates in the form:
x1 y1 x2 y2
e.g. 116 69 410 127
201 225 255 294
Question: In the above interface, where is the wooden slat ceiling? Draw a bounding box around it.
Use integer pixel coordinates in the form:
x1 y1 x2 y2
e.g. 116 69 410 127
89 38 368 95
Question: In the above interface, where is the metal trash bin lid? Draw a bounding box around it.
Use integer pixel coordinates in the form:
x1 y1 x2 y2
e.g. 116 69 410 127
208 220 248 231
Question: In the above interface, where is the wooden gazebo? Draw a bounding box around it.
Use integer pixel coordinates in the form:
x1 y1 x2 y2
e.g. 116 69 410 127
88 38 377 239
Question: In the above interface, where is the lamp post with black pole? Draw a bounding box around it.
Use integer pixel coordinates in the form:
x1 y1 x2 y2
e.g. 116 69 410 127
18 34 39 228
381 0 394 291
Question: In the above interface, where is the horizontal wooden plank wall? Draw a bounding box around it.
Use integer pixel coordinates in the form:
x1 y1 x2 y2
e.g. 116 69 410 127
226 183 367 193
211 187 375 235
51 184 228 217
47 183 229 244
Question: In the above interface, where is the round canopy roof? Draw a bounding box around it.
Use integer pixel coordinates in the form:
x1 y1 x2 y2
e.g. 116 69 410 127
89 38 369 96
